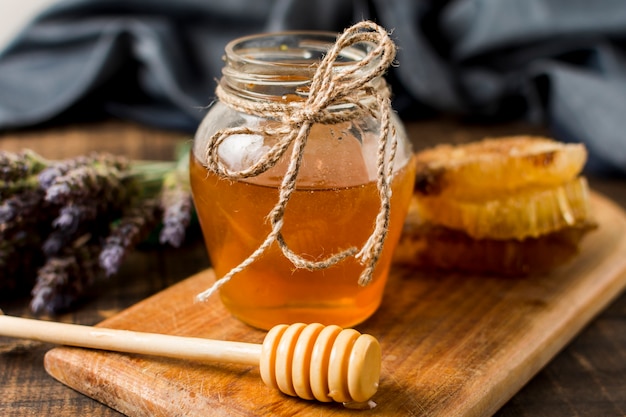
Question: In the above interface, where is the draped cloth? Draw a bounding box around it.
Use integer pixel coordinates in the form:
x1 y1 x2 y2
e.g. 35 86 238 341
0 0 624 174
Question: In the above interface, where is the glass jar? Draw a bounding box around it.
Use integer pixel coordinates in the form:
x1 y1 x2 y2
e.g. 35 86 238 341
190 27 415 330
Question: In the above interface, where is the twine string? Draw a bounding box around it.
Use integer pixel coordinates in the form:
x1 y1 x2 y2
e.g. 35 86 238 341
197 21 397 302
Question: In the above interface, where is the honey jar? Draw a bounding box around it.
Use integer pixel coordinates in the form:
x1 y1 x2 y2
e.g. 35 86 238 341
190 22 415 330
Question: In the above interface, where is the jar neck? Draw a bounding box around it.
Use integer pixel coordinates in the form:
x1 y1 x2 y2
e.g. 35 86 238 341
220 31 383 103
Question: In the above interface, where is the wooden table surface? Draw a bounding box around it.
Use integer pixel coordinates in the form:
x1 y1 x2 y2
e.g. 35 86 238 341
1 119 624 416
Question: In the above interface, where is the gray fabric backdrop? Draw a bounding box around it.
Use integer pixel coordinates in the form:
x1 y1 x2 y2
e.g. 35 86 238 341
0 0 624 174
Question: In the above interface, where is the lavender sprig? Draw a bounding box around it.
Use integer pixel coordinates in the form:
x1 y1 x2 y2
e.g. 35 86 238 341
99 199 162 277
0 188 52 293
43 199 125 257
0 150 48 199
159 170 193 247
44 164 125 205
30 256 76 314
159 186 192 247
158 141 193 247
30 234 103 314
52 203 99 234
0 149 47 183
37 153 128 190
37 155 90 190
0 188 45 227
42 155 136 258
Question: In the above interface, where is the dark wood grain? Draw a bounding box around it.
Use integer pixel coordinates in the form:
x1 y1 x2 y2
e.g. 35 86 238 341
1 119 624 417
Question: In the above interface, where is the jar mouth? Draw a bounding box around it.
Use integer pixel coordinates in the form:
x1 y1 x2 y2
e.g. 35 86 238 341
221 31 379 101
224 31 372 69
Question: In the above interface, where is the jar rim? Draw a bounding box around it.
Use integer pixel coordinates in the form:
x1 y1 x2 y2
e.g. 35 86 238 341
220 31 382 102
224 31 372 69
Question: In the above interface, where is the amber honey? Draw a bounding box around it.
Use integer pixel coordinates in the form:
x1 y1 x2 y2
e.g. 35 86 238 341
190 153 416 330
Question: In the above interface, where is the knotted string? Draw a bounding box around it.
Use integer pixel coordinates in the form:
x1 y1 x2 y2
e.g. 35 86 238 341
196 21 398 302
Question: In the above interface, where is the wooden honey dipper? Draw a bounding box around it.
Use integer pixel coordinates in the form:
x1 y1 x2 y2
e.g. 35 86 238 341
0 315 381 403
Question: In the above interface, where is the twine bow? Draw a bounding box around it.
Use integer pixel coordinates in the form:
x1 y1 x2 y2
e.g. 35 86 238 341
197 21 398 302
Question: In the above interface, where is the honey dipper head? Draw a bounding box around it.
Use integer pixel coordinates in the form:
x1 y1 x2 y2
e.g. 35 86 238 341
260 323 381 403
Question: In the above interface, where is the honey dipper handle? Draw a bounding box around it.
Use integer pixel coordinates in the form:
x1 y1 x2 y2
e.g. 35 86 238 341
0 315 262 366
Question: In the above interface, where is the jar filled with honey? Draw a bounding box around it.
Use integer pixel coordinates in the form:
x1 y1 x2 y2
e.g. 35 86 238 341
190 22 416 330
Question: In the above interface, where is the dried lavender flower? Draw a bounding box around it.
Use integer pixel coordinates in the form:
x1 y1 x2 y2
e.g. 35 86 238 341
89 152 130 171
0 149 47 183
43 203 116 258
99 199 161 276
159 188 192 247
45 164 126 205
0 188 45 226
0 188 52 287
30 257 75 314
42 230 70 257
159 169 193 247
51 203 99 234
38 153 129 190
158 142 193 248
0 151 46 200
37 155 90 190
30 234 103 314
0 194 51 249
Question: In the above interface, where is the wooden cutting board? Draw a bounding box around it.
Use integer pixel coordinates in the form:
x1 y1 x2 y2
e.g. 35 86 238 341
44 192 626 417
